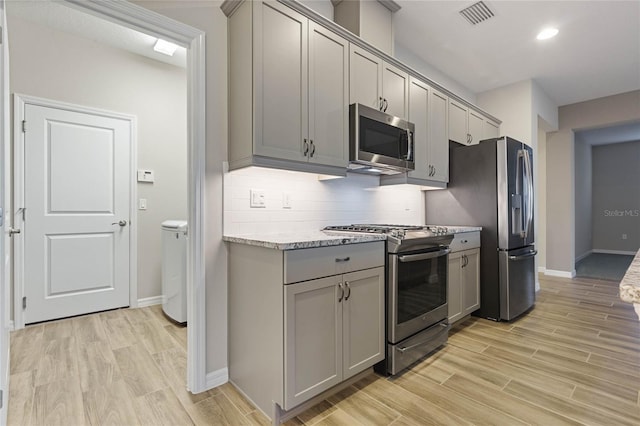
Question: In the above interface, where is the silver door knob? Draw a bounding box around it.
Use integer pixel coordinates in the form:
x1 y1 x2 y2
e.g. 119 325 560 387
112 220 127 226
9 227 20 236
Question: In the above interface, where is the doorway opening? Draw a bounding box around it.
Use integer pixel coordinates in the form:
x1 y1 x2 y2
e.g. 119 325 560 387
5 0 206 394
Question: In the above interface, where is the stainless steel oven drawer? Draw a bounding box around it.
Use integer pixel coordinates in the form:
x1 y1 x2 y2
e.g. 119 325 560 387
387 319 449 375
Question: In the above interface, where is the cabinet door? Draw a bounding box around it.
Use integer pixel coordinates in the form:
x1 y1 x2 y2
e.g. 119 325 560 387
408 77 430 180
447 252 463 323
429 88 449 183
284 275 342 409
382 61 409 119
462 248 481 315
342 267 385 380
448 99 468 144
255 1 308 161
308 22 349 167
484 119 500 140
468 109 484 145
349 45 382 110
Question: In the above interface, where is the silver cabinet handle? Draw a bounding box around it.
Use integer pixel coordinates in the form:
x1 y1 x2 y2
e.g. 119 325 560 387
344 282 351 301
303 139 309 156
383 98 388 112
335 257 350 263
309 140 315 157
112 220 127 226
338 283 344 302
379 97 384 111
432 166 436 176
9 228 21 236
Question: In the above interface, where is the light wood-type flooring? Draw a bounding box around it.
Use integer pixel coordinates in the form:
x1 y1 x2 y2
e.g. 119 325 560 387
8 275 640 425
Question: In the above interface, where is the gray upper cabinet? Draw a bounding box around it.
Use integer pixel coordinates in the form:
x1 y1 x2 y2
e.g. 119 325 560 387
308 21 350 167
449 98 500 146
349 45 408 119
255 1 308 162
228 0 349 174
223 0 499 179
408 77 449 183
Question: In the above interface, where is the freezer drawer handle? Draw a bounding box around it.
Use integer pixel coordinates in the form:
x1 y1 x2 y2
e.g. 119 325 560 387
398 248 450 263
397 322 449 353
509 250 538 261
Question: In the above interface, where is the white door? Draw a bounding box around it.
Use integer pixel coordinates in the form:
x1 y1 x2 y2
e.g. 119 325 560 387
22 102 131 324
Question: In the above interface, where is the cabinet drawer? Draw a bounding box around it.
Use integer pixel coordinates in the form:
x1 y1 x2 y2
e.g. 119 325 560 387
449 231 480 252
284 241 385 284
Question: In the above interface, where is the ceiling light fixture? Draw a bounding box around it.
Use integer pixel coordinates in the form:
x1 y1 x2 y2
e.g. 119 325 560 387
536 27 559 40
153 39 178 56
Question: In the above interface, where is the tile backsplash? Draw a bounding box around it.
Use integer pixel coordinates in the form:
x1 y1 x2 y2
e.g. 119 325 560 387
223 167 426 235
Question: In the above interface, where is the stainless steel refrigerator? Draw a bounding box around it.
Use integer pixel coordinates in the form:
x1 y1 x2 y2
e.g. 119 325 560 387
425 136 537 321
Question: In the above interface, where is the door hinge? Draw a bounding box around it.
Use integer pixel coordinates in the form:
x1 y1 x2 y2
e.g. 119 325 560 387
22 120 27 133
22 296 26 310
0 389 3 409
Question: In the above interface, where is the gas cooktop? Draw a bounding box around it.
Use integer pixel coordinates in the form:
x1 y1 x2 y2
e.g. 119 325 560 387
324 224 454 252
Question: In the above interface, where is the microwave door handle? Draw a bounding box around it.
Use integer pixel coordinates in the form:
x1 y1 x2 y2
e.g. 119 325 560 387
407 131 414 162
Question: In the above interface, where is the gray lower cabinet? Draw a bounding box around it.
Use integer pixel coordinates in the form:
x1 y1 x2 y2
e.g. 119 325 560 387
284 266 384 409
448 233 481 323
229 241 385 420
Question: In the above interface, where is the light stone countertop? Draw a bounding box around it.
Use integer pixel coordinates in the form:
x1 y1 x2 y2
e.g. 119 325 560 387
223 230 387 250
433 225 482 233
619 250 640 320
224 226 481 251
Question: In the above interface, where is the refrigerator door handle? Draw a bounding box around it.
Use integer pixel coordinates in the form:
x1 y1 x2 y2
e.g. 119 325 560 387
509 249 538 261
515 149 526 238
523 149 534 239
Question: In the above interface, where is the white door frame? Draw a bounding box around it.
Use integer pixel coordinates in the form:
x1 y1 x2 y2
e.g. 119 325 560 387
11 0 208 394
1 0 10 421
13 94 138 327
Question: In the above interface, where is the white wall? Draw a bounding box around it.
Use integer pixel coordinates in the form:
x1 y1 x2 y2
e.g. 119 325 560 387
7 14 187 301
574 136 593 260
224 168 425 235
394 44 477 104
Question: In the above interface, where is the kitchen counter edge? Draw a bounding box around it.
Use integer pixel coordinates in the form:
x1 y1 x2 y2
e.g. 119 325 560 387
223 231 387 250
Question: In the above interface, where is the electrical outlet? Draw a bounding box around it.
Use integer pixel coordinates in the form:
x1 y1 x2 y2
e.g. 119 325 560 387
622 234 628 240
250 189 266 208
283 192 292 209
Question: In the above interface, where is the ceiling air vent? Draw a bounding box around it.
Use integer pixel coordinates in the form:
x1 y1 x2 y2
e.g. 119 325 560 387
459 1 495 25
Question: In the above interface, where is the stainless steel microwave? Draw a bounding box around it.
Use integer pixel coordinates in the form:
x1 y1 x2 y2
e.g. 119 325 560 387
349 103 415 174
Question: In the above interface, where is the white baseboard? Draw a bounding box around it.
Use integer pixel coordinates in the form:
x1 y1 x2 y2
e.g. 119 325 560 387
592 249 637 256
137 296 164 308
544 269 576 278
575 250 593 262
535 281 540 292
205 367 228 390
538 266 546 273
8 321 14 332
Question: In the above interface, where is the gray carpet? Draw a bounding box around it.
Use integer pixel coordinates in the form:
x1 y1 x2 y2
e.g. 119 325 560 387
575 253 634 281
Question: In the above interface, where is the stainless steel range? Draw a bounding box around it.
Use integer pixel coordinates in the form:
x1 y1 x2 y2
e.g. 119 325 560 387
324 224 454 375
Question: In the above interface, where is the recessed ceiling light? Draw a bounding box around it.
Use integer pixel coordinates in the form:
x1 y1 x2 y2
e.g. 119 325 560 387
536 28 559 40
153 39 178 56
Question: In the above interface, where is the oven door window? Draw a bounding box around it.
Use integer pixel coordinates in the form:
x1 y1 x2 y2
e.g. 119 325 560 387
360 116 408 159
396 254 447 325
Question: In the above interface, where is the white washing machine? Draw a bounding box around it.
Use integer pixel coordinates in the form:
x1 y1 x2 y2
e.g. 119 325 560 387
161 220 188 323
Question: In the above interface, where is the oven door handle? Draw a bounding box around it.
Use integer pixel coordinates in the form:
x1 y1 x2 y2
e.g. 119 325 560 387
398 248 450 263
